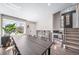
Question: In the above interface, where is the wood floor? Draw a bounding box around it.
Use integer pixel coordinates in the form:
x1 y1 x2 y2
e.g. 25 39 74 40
51 39 79 55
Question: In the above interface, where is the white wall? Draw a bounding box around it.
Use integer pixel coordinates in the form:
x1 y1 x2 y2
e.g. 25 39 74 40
53 12 61 30
18 3 53 30
73 12 77 28
26 21 36 36
76 4 79 28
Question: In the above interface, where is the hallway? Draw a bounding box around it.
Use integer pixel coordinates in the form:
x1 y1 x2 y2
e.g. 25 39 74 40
51 39 78 55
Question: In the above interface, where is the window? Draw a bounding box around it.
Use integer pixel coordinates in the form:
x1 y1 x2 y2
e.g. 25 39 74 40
1 14 26 36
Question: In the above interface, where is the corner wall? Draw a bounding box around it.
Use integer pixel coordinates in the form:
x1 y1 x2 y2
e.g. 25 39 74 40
0 15 1 45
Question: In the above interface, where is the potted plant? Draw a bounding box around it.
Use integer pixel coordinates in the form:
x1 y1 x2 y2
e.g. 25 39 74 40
1 23 16 47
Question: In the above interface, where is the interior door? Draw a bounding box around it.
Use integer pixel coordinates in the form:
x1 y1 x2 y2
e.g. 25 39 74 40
64 13 72 28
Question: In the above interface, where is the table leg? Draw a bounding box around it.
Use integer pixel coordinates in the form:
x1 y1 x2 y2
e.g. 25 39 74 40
48 47 50 55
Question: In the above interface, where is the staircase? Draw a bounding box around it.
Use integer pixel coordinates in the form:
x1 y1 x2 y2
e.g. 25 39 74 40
64 28 79 54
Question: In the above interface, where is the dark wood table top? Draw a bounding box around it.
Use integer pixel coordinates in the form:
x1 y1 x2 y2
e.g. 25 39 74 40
13 35 53 55
28 36 53 50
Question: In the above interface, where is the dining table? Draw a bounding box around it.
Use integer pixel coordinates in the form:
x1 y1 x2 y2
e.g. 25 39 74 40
0 35 53 55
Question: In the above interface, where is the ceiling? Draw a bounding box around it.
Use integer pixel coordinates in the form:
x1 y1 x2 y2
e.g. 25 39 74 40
9 3 76 21
0 3 76 22
49 3 76 13
14 3 76 13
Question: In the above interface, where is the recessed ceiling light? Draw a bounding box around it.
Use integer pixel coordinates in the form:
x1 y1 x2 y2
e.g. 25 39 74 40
48 3 51 6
